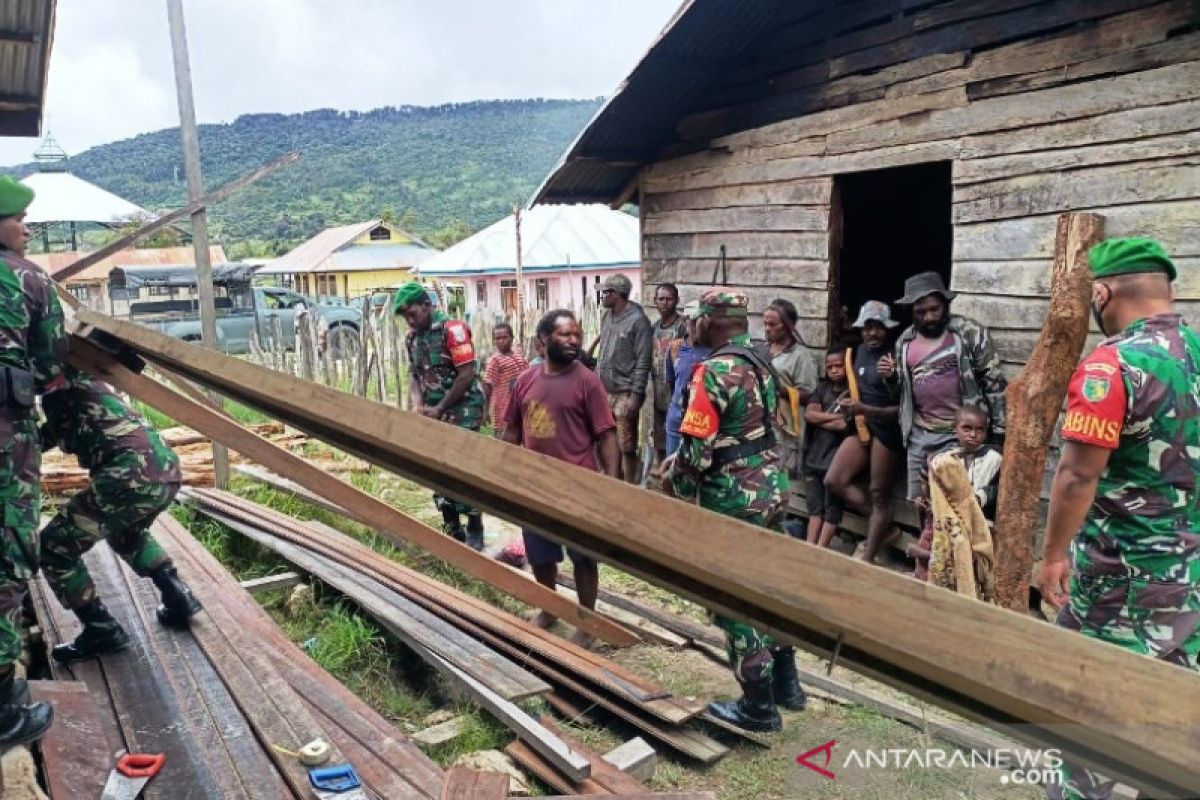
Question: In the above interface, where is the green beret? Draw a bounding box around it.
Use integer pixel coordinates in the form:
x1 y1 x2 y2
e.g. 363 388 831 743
392 281 430 313
1089 237 1176 281
689 287 750 319
0 176 34 218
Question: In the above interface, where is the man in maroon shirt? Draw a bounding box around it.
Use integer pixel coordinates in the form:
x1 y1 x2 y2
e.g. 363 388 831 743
503 309 620 647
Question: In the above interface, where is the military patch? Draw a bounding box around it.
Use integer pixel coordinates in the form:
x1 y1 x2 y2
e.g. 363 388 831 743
680 366 718 439
1082 376 1110 402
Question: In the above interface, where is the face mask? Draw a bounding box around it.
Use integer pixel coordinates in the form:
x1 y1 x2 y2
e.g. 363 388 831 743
1091 292 1111 336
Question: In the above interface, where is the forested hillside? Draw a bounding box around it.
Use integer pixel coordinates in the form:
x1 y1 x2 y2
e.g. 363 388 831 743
6 98 600 254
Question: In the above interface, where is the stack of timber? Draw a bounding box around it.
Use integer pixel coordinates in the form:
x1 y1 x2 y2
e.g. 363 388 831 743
179 487 732 767
69 309 1200 797
30 515 446 798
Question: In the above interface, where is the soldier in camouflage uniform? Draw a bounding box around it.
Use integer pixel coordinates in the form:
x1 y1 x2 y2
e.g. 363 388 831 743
1041 238 1200 800
39 365 200 663
393 282 488 550
666 288 806 733
0 175 62 748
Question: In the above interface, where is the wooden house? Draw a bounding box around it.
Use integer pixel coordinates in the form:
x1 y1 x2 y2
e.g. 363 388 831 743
534 0 1200 376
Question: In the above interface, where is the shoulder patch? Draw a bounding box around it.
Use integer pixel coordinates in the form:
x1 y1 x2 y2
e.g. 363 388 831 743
1063 345 1126 449
443 320 476 366
679 364 718 439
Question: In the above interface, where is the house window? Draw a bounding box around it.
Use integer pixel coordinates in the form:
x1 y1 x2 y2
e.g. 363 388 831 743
581 276 588 305
148 285 173 297
500 279 518 315
534 278 549 310
68 284 91 301
476 280 487 307
369 225 392 241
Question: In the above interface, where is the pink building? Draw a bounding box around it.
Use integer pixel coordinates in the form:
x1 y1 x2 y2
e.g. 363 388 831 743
418 204 641 318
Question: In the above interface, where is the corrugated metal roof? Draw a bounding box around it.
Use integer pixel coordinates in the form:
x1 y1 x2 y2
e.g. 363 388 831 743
259 220 437 275
32 245 228 283
531 0 779 206
419 204 639 277
22 170 148 224
321 242 435 273
0 0 55 136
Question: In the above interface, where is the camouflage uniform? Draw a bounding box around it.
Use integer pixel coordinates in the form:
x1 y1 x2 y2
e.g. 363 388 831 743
1050 312 1200 800
0 249 67 667
39 367 181 610
668 315 788 684
405 310 487 526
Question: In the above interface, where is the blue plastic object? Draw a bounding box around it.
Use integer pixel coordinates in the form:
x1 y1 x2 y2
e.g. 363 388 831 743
308 764 362 792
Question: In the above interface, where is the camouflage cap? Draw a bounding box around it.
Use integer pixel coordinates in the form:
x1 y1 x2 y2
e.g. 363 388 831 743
392 281 430 313
0 176 34 218
601 273 633 295
1089 237 1176 281
689 287 750 319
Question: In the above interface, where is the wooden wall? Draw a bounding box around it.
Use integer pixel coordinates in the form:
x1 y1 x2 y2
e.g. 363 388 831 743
639 0 1200 375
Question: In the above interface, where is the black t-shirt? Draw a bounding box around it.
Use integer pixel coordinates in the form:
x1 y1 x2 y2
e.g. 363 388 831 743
804 380 850 471
855 345 900 408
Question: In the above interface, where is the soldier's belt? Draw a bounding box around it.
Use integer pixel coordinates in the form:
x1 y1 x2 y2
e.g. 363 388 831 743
711 428 776 468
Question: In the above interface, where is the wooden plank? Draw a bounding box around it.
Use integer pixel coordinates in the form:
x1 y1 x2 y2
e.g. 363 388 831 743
504 739 607 796
673 284 827 318
67 336 636 648
953 201 1200 260
529 795 714 800
601 738 657 783
642 206 829 235
952 159 1200 223
644 232 827 261
540 716 649 795
961 98 1200 160
953 258 1200 299
199 489 701 726
956 130 1200 185
72 307 1200 797
828 60 1200 154
194 505 549 702
239 571 303 594
432 652 591 783
645 138 826 183
970 30 1200 101
642 258 828 288
155 514 445 798
29 681 121 800
440 766 509 800
641 178 831 213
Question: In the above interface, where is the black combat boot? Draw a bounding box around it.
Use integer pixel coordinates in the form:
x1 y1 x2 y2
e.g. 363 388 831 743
781 517 806 539
706 676 782 733
51 599 130 663
771 646 808 711
0 668 53 751
465 512 486 552
438 501 466 543
150 564 203 628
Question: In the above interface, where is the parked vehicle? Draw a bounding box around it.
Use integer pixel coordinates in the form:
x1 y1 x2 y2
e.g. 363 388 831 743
109 264 362 355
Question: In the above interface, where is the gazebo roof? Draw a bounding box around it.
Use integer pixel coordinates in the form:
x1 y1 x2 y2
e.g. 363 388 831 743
21 170 148 226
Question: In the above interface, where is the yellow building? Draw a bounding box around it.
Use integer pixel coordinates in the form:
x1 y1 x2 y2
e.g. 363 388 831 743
258 220 436 300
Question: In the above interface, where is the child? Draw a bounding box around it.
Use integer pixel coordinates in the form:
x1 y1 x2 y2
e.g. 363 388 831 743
908 405 1002 579
802 349 850 547
482 322 528 437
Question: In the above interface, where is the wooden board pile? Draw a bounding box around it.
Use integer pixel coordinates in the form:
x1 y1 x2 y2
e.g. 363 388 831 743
30 516 444 799
179 488 737 776
65 304 1200 798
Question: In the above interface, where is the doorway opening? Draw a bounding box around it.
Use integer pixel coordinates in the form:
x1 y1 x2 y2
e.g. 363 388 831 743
829 161 952 345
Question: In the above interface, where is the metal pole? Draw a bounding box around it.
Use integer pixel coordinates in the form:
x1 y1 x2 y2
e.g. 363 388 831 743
166 0 229 488
513 205 524 344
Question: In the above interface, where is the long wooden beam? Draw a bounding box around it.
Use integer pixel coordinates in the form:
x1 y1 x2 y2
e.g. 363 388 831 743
70 307 1200 797
66 334 637 647
50 151 300 283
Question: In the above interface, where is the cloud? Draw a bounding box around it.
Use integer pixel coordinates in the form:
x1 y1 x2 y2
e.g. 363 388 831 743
0 0 678 165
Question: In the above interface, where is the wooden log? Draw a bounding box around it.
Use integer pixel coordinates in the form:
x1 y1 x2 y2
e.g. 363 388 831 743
66 336 636 648
69 305 1200 797
994 213 1104 611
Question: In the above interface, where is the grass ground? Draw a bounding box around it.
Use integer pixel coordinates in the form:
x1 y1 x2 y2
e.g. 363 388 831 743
164 432 1042 799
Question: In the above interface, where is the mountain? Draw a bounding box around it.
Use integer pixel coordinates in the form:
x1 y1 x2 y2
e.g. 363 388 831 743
7 98 601 254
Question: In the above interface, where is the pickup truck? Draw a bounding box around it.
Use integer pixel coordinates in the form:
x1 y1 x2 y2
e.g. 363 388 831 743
108 264 362 355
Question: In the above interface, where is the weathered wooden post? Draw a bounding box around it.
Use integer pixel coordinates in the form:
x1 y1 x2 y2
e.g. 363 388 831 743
993 212 1105 612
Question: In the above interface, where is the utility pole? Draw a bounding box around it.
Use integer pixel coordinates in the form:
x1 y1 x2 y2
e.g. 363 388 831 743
513 205 525 346
166 0 229 488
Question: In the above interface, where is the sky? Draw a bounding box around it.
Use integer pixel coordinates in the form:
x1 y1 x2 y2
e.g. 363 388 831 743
0 0 680 166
